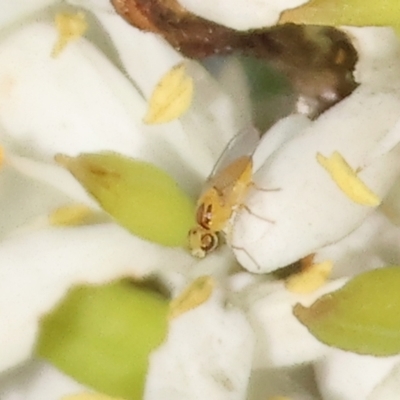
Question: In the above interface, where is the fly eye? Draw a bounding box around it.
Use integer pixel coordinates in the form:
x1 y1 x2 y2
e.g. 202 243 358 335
188 228 219 258
200 232 218 253
197 203 213 230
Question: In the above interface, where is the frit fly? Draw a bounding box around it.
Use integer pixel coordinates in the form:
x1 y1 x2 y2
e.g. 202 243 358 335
188 126 275 258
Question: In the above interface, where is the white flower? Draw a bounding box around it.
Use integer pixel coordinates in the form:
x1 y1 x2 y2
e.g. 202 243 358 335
315 350 400 400
1 1 400 400
231 27 400 273
175 0 309 30
146 286 255 400
0 2 254 399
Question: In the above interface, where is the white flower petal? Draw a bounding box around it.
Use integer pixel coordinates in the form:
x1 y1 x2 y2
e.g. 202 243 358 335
348 27 400 89
92 12 183 101
231 28 400 272
0 165 74 238
146 288 254 400
368 361 400 400
0 0 56 30
0 360 86 400
156 245 238 298
0 223 195 373
252 114 311 172
315 350 400 400
315 211 400 279
0 22 146 159
180 60 250 174
176 0 308 30
205 56 253 131
7 154 97 209
243 279 346 368
66 0 115 13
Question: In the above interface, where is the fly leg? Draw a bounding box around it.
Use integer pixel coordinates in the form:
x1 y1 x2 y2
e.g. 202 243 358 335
240 181 280 222
249 182 281 193
231 244 263 272
239 203 275 223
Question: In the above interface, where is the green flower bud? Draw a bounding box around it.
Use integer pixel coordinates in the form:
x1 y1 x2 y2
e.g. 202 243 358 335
294 266 400 356
56 152 195 247
36 281 169 399
280 0 400 29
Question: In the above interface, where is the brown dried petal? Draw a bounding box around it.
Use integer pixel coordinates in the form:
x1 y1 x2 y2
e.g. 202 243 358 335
241 25 359 118
111 0 358 118
111 0 159 32
111 0 241 58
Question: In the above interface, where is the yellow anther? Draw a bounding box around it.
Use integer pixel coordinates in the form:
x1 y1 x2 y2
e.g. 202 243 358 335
49 204 94 226
169 276 214 320
62 393 125 400
144 62 194 124
52 12 88 58
317 151 381 207
268 396 292 400
285 260 333 294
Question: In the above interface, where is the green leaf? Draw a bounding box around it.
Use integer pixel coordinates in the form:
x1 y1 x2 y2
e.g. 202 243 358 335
36 281 169 400
56 152 195 247
294 266 400 356
279 0 400 28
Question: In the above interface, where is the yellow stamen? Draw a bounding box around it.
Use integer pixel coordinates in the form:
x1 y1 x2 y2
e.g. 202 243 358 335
49 204 95 226
62 393 125 400
285 260 333 294
317 151 381 207
169 276 214 320
144 62 194 124
52 12 88 58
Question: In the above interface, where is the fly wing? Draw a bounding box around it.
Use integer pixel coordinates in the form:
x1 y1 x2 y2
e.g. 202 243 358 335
208 126 260 180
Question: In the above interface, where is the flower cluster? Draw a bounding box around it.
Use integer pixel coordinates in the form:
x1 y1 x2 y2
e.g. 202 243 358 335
1 1 400 400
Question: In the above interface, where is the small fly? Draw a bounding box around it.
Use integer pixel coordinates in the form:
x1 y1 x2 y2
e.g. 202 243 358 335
188 126 270 257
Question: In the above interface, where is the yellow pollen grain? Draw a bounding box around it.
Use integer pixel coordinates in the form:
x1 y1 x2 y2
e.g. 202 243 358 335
143 62 194 124
62 393 125 400
52 12 88 58
317 151 381 207
285 260 333 294
169 275 214 320
49 204 94 226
